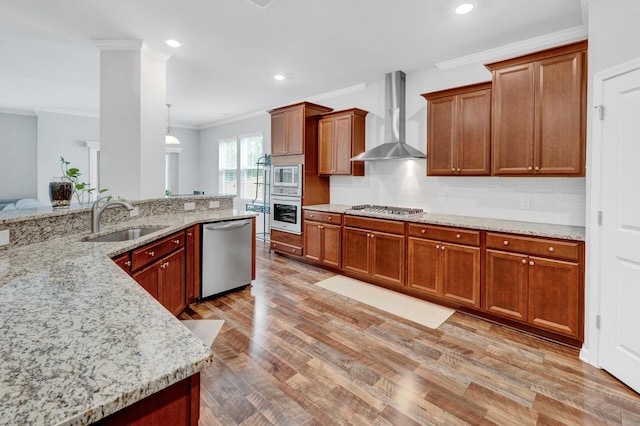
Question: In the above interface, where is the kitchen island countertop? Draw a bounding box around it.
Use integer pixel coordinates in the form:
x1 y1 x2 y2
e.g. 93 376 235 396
303 204 585 241
0 209 255 425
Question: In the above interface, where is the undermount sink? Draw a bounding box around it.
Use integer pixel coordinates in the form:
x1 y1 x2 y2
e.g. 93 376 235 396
84 226 167 242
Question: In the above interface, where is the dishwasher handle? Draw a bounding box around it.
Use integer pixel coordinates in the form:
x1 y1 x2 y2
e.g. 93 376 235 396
204 219 252 232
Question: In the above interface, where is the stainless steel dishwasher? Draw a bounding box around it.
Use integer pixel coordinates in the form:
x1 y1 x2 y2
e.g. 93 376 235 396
201 219 253 300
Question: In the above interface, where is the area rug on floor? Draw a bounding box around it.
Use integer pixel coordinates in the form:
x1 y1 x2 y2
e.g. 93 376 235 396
316 275 455 329
181 320 224 347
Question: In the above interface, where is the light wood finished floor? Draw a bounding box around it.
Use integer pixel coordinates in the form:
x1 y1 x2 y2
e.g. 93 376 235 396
180 241 640 425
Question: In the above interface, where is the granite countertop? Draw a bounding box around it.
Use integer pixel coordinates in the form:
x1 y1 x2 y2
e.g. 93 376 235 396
0 209 255 425
303 204 585 241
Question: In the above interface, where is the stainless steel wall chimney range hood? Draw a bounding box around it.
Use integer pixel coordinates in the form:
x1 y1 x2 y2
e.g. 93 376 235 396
351 70 426 161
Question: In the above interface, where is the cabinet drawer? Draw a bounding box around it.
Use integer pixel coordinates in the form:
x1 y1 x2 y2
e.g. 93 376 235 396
344 215 405 235
408 224 480 246
304 210 342 225
486 232 580 261
271 241 303 256
131 231 185 271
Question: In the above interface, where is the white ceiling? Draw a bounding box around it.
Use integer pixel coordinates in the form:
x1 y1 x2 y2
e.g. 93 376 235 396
0 0 586 128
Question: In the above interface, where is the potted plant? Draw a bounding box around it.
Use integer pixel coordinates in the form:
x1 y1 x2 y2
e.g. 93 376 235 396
51 157 107 206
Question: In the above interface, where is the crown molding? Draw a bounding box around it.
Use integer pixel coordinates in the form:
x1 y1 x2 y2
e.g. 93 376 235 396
436 25 588 70
0 108 37 116
36 108 100 119
93 39 144 51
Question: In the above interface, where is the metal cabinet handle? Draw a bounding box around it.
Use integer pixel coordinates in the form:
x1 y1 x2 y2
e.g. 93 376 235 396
292 249 296 253
522 259 527 264
503 240 509 246
148 251 155 257
451 168 456 172
534 166 540 171
548 247 555 252
370 234 374 238
328 216 332 220
310 214 314 218
441 245 445 250
187 232 192 236
456 234 461 239
529 260 535 266
457 168 461 172
173 239 180 244
436 244 440 249
421 229 426 234
125 260 131 266
527 166 533 171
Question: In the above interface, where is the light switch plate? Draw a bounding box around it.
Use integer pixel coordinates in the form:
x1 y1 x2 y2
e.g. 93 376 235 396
184 202 196 211
209 200 220 209
0 229 9 246
129 207 139 217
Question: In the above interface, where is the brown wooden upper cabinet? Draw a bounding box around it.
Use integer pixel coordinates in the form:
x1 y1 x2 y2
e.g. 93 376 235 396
485 40 587 176
269 102 332 156
422 82 491 176
318 108 368 176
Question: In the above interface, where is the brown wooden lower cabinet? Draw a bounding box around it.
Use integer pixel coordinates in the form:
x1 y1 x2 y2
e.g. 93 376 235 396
304 221 341 269
96 373 200 426
342 216 405 288
270 229 304 256
485 232 583 339
407 237 481 309
132 248 186 316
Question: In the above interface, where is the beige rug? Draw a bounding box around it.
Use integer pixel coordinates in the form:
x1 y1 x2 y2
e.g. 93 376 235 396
181 320 224 347
316 275 454 329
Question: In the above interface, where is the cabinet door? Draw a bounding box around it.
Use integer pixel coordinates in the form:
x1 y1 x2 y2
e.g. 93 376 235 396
528 256 581 338
492 63 535 175
304 221 323 264
132 262 160 300
343 227 370 276
457 89 491 176
370 231 404 287
407 237 440 297
333 114 353 175
186 225 200 303
427 96 456 176
321 223 341 269
485 249 528 321
534 51 585 176
160 248 186 317
285 107 304 155
318 118 334 175
441 243 481 308
113 253 132 274
271 111 286 155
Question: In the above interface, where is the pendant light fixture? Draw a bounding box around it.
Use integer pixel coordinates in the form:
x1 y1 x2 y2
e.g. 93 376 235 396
165 104 180 145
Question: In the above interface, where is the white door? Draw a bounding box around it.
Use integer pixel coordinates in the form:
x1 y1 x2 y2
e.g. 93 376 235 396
598 64 640 393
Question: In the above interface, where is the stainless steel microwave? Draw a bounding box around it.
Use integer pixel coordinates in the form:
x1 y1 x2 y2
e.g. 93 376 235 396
271 164 302 196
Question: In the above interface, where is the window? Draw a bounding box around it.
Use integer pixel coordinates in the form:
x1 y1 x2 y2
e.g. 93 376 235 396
218 133 264 200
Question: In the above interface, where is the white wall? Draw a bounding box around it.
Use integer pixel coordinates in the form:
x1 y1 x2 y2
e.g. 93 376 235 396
199 114 271 195
0 112 37 198
172 126 201 194
36 111 99 205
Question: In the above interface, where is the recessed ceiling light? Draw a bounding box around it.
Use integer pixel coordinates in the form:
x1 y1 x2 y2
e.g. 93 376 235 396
273 74 286 81
455 3 474 14
166 39 182 48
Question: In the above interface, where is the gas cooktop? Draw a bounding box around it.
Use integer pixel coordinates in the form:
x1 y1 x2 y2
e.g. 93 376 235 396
346 204 425 218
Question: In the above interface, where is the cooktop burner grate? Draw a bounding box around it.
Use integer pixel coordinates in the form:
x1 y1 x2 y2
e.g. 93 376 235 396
349 204 424 216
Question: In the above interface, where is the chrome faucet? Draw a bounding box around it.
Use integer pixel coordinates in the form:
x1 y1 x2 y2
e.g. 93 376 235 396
91 195 135 233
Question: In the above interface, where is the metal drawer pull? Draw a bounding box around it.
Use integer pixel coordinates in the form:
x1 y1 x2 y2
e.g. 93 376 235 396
522 259 527 264
441 245 445 250
421 229 426 234
187 232 192 236
436 245 440 249
503 240 509 246
535 166 540 171
456 234 461 239
548 247 555 252
527 166 533 171
529 260 535 266
328 216 332 220
173 239 180 244
148 251 155 257
310 214 314 218
125 260 131 266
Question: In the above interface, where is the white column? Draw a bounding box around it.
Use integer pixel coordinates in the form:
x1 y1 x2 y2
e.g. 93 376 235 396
94 40 170 201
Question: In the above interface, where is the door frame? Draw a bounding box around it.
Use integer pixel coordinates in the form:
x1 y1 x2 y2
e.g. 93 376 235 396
584 56 640 367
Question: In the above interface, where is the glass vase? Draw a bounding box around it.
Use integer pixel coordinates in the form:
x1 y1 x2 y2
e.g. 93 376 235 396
49 177 73 209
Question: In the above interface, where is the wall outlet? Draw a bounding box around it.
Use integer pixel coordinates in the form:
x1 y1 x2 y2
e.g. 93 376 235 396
209 200 220 209
519 197 532 210
0 229 9 246
184 202 196 211
439 193 447 204
129 207 139 217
